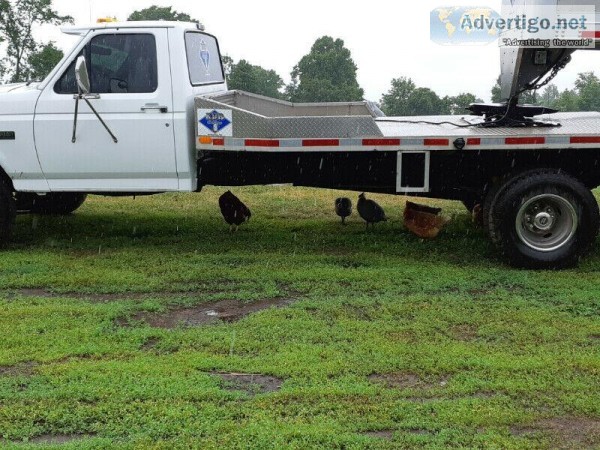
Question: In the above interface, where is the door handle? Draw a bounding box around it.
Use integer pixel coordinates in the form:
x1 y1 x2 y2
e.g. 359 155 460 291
141 104 168 113
73 94 101 100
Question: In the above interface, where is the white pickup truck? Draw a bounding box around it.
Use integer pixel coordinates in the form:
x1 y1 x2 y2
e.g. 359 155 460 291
1 20 600 269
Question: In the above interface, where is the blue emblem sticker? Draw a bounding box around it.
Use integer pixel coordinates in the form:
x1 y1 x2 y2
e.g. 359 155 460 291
198 109 233 136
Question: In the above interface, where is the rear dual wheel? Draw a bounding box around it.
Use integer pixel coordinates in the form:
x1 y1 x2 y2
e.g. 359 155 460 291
486 170 599 269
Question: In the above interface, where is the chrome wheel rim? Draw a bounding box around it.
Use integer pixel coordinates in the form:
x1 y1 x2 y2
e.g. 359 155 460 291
515 194 578 253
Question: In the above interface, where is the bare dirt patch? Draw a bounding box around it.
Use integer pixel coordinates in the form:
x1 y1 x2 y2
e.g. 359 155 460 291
120 297 297 329
386 330 419 344
449 324 479 342
363 430 393 440
510 426 539 437
511 417 600 448
470 390 499 399
28 434 94 445
342 303 373 321
467 289 493 297
213 372 283 396
140 337 160 351
10 289 55 298
369 372 450 390
0 362 37 377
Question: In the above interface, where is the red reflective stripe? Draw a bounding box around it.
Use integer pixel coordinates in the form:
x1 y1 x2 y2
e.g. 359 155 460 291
467 138 481 146
245 139 280 147
302 139 340 147
213 138 225 146
424 138 449 146
582 31 600 38
362 138 401 146
505 137 545 145
571 136 600 144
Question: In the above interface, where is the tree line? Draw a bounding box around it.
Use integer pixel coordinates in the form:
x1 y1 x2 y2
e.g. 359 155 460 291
0 2 598 115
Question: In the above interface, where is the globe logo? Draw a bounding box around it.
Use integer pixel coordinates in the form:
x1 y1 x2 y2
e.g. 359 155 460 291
431 7 502 45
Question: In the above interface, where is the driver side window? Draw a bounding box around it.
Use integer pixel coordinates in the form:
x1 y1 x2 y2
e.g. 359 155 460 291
54 33 158 95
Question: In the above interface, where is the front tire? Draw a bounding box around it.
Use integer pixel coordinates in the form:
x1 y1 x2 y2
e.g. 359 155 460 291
0 178 16 246
488 170 599 269
31 193 87 215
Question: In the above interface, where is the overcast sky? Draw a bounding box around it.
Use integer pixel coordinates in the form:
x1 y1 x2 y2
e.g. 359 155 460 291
36 0 600 102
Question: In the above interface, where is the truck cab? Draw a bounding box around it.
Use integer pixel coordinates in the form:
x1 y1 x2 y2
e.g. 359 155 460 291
0 21 226 194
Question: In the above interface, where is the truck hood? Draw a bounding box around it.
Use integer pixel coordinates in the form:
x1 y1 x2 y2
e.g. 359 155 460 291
0 82 42 115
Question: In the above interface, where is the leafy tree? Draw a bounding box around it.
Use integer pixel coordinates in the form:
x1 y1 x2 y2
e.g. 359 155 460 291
445 92 482 115
380 77 416 116
539 84 560 108
27 41 63 81
227 60 255 92
128 5 196 22
226 59 284 99
380 77 456 116
520 90 538 105
286 36 364 102
0 0 72 82
221 55 234 79
574 72 600 111
246 65 284 99
491 76 503 103
404 87 448 116
490 71 600 113
554 89 580 112
491 76 537 104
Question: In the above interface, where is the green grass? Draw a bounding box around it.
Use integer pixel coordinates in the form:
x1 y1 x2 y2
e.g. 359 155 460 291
0 186 598 449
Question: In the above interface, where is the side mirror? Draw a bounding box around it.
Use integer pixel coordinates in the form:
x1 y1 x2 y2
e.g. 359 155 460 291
75 56 90 94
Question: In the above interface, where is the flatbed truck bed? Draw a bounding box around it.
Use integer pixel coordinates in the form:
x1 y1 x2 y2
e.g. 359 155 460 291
196 90 600 197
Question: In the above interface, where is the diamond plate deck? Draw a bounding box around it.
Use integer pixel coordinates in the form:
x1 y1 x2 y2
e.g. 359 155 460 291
375 112 600 138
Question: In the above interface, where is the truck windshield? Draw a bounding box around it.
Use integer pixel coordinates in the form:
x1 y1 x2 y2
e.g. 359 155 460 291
185 32 225 86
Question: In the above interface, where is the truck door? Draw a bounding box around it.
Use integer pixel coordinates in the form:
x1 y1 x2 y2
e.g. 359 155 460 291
34 29 178 192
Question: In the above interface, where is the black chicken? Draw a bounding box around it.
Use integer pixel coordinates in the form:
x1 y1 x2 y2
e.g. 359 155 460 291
219 191 251 232
357 193 387 229
335 198 352 225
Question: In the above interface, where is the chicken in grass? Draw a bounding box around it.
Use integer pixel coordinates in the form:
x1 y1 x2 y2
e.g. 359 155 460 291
357 193 387 229
403 201 449 239
335 198 352 225
219 191 251 232
472 203 484 227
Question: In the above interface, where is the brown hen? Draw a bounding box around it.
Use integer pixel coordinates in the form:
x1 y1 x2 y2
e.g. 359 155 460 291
403 201 449 239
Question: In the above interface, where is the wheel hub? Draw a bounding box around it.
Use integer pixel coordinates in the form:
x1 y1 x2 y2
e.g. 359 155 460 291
533 211 554 231
516 194 578 253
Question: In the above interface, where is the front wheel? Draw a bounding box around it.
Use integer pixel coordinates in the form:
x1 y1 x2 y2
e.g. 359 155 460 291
488 171 599 269
0 178 16 246
31 193 88 215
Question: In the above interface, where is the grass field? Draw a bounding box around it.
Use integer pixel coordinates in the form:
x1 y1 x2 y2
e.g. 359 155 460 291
0 186 598 449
